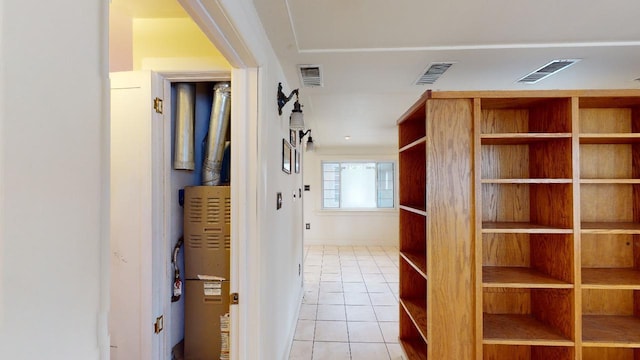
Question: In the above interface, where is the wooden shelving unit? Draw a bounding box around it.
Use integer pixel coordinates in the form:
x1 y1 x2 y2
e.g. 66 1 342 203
397 93 475 359
397 90 640 359
579 98 640 360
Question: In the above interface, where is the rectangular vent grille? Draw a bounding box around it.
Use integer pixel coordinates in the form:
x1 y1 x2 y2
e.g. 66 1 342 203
206 198 221 224
185 234 228 250
415 62 454 85
518 59 580 84
298 65 323 87
187 197 202 223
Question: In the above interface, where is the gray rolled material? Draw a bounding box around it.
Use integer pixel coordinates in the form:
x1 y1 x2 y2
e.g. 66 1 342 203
173 83 196 170
202 82 231 185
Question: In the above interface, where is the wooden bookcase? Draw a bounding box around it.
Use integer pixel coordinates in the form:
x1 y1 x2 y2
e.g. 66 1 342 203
397 90 640 360
398 93 475 359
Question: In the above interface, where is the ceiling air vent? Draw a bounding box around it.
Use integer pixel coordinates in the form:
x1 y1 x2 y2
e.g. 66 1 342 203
298 65 323 87
518 59 581 84
415 62 454 85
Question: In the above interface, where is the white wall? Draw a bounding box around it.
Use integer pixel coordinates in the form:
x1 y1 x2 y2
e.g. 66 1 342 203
216 2 305 359
175 1 305 358
302 147 399 247
0 1 109 359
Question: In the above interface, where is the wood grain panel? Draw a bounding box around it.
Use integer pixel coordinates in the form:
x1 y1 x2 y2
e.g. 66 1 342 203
582 289 634 315
583 315 640 345
400 256 427 300
583 347 637 360
483 233 530 267
530 234 574 283
481 109 528 133
398 101 426 148
483 344 574 360
483 288 531 314
401 298 428 341
399 142 426 210
399 209 426 254
482 184 530 222
530 184 573 229
483 313 573 345
399 306 428 359
580 108 633 133
581 184 633 223
531 289 574 340
483 266 572 288
529 98 572 133
483 344 531 360
531 345 575 360
581 234 634 268
581 144 632 179
582 268 640 289
481 144 529 179
425 98 475 359
530 139 572 178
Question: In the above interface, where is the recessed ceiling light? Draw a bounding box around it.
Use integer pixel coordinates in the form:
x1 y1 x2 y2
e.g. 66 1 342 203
344 136 351 140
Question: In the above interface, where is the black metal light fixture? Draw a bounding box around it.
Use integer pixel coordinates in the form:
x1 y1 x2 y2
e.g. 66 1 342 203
299 129 314 152
278 82 305 129
277 82 298 115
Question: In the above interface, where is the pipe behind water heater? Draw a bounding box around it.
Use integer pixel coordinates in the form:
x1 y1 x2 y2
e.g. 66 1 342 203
173 83 196 170
202 82 231 185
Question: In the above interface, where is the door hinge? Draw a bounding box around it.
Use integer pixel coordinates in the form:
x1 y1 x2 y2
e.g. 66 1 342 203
153 97 163 114
154 315 164 334
230 292 239 305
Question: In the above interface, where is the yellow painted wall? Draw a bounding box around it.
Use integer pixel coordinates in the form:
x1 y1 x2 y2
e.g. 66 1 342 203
132 17 231 71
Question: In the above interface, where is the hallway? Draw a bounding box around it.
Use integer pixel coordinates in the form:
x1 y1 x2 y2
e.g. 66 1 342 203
289 245 403 360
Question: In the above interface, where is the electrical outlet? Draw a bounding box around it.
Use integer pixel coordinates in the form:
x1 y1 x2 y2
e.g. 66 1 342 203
305 223 311 230
298 263 301 276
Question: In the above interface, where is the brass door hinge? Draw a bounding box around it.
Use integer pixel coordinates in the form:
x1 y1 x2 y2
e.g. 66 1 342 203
154 315 163 334
230 292 239 305
153 97 163 114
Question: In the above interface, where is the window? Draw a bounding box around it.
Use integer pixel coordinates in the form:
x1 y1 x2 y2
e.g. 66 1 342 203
322 161 395 209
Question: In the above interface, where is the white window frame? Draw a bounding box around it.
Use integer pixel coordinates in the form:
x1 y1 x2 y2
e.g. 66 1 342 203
321 161 396 210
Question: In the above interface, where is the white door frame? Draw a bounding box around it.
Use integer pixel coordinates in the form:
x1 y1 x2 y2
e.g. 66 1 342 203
176 2 261 359
157 71 234 360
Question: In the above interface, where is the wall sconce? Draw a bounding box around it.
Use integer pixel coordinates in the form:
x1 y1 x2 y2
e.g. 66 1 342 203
299 129 314 152
278 82 305 130
277 82 298 116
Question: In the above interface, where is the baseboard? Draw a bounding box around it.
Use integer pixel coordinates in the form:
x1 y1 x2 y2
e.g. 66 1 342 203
283 283 305 360
303 238 398 247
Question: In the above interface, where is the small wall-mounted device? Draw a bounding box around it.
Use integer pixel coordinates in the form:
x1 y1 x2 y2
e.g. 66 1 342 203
276 192 283 210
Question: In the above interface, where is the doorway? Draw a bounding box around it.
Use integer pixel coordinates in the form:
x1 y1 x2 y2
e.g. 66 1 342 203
108 1 259 358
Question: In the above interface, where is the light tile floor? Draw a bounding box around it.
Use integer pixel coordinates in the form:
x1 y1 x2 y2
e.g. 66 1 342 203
289 246 404 360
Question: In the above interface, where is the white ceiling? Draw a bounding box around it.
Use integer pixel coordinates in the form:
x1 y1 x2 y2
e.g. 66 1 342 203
253 0 640 149
114 0 640 149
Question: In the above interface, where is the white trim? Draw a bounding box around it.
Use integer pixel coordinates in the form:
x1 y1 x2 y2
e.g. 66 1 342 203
158 71 232 360
230 67 260 360
298 40 640 54
283 289 304 360
178 0 258 68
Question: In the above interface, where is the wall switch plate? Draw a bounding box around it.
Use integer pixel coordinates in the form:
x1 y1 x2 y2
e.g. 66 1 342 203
305 223 310 230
